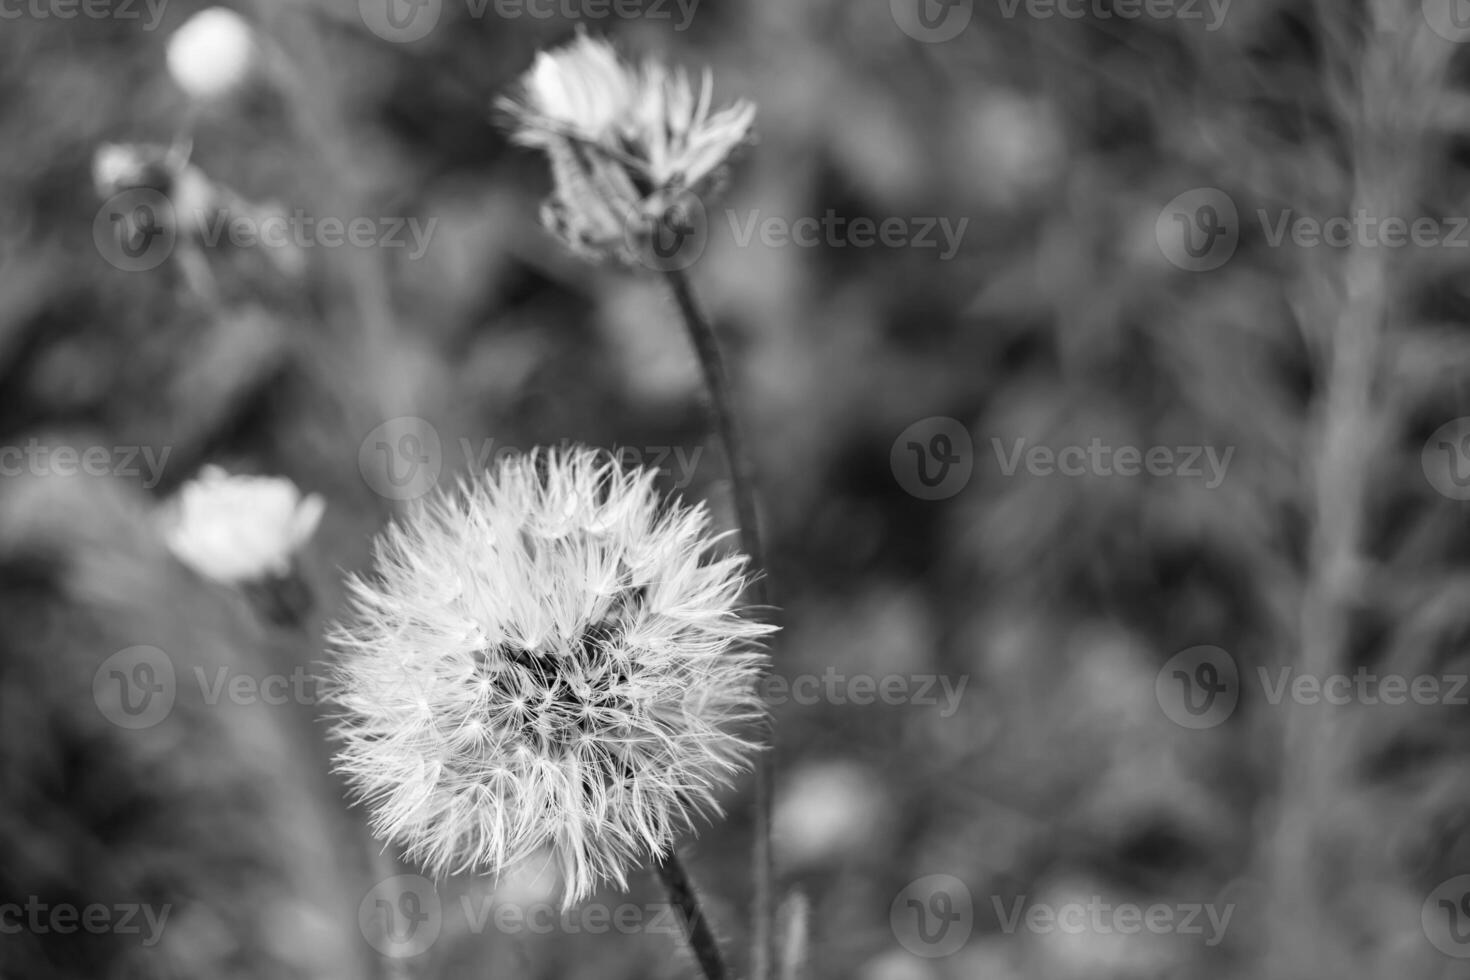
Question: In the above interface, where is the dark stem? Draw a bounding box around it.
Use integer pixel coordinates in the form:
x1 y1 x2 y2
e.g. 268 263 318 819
657 852 730 980
663 267 774 980
663 269 769 596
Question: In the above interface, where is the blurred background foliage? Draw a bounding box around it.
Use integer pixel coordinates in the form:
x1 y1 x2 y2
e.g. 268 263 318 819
6 0 1470 978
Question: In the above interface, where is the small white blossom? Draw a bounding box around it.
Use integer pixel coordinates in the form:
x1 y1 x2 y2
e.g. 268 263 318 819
498 32 755 264
166 7 258 101
327 448 773 905
160 466 325 584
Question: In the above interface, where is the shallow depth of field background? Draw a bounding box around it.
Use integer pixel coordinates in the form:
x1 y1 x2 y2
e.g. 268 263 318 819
6 1 1470 978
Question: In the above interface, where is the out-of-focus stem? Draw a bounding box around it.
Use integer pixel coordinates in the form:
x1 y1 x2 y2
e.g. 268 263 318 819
1265 6 1443 976
658 852 731 980
663 267 774 980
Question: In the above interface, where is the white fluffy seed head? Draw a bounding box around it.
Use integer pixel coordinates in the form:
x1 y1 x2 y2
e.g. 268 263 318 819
327 447 773 904
166 7 258 101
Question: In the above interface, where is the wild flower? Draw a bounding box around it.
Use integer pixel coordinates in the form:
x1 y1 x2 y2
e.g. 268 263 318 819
159 466 325 585
327 447 772 904
166 7 259 102
498 31 755 264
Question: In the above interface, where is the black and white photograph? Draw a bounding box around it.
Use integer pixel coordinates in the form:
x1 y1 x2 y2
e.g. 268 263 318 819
4 1 1470 978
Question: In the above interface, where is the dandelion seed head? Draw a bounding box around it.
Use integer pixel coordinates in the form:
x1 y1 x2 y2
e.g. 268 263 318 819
328 447 772 904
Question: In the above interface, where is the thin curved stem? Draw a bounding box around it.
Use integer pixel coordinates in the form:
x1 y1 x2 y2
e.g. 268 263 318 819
663 267 774 980
664 269 769 599
657 852 730 980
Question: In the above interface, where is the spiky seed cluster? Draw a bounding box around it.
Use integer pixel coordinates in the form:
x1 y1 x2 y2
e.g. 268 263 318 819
498 31 756 264
328 448 773 904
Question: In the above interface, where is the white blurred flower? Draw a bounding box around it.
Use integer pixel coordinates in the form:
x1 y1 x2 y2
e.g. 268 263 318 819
775 761 885 869
91 140 192 198
166 7 258 101
160 466 325 584
328 447 774 905
498 31 755 264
